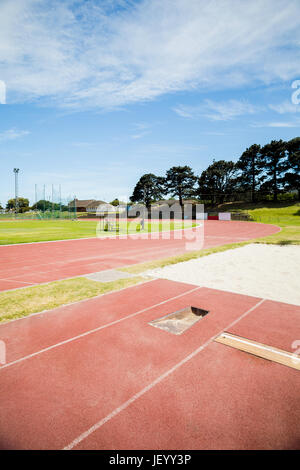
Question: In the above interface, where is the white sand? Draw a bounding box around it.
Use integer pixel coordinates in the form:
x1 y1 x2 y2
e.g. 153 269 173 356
147 244 300 305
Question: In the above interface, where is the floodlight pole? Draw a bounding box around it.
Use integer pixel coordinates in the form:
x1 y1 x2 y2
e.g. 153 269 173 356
59 185 62 214
13 168 19 216
52 184 54 215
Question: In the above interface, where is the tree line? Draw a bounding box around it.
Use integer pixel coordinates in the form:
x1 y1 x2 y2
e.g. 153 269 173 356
3 198 70 213
130 138 299 207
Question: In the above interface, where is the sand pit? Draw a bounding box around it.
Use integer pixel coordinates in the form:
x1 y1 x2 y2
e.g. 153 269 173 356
147 244 300 306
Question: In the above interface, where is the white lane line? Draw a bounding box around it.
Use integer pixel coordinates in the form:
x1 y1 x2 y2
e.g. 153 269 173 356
206 236 251 240
0 278 38 285
0 286 201 370
63 298 265 450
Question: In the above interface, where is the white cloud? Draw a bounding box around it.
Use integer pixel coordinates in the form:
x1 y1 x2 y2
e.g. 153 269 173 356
201 131 227 136
0 128 30 142
0 80 6 104
269 100 300 114
71 141 98 148
1 0 300 109
130 121 152 139
131 131 149 139
174 99 261 121
252 119 300 128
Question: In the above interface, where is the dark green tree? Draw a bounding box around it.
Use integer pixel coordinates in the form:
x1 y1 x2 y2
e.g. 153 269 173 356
110 199 120 207
31 200 60 211
130 173 165 209
6 197 29 212
260 140 288 201
197 160 237 204
284 137 300 200
236 144 263 202
164 166 197 207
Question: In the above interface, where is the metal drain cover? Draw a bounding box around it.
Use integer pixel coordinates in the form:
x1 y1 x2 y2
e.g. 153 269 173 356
149 306 209 335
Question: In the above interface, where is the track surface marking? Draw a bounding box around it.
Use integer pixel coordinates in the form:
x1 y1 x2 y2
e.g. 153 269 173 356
0 221 280 291
0 279 299 450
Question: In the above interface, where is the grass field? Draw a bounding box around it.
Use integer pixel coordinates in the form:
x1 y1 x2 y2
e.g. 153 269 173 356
0 211 73 220
249 204 300 244
222 202 300 245
0 219 196 245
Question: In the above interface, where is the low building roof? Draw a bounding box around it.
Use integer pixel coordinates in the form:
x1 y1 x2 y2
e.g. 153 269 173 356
68 199 96 208
86 200 107 209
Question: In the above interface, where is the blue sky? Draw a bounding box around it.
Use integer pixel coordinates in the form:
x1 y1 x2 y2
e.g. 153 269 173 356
0 0 299 206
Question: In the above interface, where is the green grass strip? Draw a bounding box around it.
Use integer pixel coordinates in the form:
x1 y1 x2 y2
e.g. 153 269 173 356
0 275 144 323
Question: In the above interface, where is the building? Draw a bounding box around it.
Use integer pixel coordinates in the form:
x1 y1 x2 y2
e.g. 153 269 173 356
86 200 107 213
68 199 98 213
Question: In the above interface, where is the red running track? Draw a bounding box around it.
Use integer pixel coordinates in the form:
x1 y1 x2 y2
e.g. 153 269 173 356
0 221 280 291
0 279 299 450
